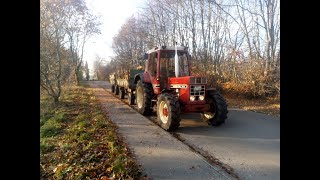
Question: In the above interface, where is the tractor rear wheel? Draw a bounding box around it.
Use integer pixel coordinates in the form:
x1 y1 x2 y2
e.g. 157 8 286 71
157 93 181 131
200 91 228 126
136 80 153 115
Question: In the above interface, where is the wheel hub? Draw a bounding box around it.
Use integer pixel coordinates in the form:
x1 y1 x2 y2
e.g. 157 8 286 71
203 112 215 119
159 101 169 124
203 103 216 119
163 106 168 117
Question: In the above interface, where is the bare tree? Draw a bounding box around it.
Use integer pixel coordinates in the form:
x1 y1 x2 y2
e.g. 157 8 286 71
112 16 150 70
93 55 109 81
40 0 101 103
40 0 71 104
84 61 90 81
64 0 101 84
110 0 280 97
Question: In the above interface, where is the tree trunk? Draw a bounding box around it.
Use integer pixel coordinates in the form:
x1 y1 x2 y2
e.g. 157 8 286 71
53 96 59 105
74 67 79 85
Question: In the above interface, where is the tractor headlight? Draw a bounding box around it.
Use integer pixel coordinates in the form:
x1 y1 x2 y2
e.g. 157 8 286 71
176 89 180 97
199 95 205 101
190 95 195 101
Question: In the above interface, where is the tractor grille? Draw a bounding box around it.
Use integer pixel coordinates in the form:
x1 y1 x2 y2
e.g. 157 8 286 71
189 77 206 101
190 85 205 96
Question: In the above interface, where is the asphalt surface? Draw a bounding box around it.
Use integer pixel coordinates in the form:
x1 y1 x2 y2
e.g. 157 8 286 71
178 112 280 180
85 81 280 180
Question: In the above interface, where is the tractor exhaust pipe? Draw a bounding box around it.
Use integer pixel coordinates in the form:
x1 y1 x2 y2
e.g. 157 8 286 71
175 42 179 77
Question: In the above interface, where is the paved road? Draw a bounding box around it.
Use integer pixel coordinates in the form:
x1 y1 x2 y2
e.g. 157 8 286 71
86 81 235 180
178 112 280 180
88 81 280 180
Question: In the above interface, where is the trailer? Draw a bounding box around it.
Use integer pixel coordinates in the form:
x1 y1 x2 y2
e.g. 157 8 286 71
109 69 144 105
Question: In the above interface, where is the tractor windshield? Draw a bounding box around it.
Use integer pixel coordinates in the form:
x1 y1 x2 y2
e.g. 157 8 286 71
159 51 190 77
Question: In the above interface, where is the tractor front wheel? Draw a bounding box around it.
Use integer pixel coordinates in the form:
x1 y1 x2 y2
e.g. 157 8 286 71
200 91 228 126
157 93 181 131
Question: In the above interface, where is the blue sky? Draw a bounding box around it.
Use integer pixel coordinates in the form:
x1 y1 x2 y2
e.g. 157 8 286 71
84 0 145 69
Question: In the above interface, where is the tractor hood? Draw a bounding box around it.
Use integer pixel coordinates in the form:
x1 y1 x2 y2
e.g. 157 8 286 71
168 76 207 86
168 76 207 105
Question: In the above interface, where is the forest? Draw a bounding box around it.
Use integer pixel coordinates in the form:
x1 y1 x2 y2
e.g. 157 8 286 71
96 0 280 99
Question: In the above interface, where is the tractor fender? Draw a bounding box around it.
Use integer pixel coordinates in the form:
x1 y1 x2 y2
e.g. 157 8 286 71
134 73 144 84
134 72 152 84
206 88 217 92
160 89 174 94
205 88 218 97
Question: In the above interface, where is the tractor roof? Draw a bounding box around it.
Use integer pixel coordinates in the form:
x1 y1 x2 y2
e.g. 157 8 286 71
146 46 187 54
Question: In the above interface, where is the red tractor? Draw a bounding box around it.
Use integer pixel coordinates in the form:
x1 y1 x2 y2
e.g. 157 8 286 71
133 45 228 131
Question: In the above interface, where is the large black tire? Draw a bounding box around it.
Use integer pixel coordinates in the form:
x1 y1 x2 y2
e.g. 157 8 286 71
128 92 135 105
115 85 119 95
119 87 125 99
157 93 181 131
136 80 153 115
200 91 228 126
111 84 115 93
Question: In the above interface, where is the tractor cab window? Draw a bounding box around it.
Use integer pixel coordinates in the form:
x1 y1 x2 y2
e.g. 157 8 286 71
159 51 189 77
148 52 157 77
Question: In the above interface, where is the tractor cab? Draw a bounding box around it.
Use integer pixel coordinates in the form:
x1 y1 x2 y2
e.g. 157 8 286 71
144 46 191 93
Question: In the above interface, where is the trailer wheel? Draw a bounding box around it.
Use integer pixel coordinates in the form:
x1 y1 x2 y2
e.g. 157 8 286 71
157 93 181 131
201 91 228 126
111 85 115 93
115 85 119 95
119 87 125 99
128 92 135 105
136 80 153 115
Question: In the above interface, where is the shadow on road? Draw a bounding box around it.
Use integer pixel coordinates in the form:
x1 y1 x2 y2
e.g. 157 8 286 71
178 110 279 140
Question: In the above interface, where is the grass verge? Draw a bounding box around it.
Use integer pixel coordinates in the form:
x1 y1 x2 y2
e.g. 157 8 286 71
40 86 143 179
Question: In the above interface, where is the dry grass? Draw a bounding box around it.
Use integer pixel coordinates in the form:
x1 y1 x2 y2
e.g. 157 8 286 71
40 86 144 179
224 93 280 117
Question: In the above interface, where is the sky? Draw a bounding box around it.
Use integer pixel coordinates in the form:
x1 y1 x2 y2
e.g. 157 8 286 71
84 0 146 70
